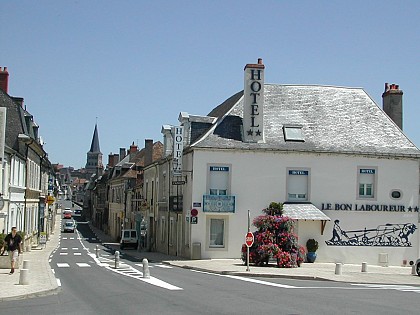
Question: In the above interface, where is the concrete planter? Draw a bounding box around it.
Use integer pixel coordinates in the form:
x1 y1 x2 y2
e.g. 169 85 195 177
0 253 22 269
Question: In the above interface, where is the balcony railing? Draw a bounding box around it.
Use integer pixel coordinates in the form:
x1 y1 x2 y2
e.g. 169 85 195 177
203 195 236 213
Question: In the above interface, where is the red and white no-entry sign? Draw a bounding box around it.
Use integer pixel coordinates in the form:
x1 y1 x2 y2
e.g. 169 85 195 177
245 232 254 247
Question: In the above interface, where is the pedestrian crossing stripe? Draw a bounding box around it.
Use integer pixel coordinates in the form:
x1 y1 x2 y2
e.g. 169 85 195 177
57 263 70 268
76 263 91 267
60 253 68 255
74 253 82 255
72 247 78 250
135 263 173 269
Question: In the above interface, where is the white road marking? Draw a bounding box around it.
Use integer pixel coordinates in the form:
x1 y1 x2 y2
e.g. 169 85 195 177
70 237 75 240
61 248 68 250
56 278 61 286
60 253 68 256
51 269 55 274
76 263 91 267
74 253 82 256
72 247 78 250
57 263 70 268
62 237 67 240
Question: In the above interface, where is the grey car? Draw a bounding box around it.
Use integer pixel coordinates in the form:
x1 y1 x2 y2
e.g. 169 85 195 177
63 220 76 233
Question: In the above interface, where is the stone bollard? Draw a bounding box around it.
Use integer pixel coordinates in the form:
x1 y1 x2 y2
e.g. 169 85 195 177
411 264 417 275
23 260 30 270
335 263 342 275
19 269 29 285
142 258 150 279
95 245 99 258
114 251 120 269
361 262 367 273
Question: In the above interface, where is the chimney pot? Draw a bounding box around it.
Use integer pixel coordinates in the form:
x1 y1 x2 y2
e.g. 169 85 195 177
0 66 9 93
258 58 263 64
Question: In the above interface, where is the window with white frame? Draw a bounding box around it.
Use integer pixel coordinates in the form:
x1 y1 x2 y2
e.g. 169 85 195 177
283 125 305 142
287 169 309 201
208 166 229 195
358 168 376 199
209 218 225 248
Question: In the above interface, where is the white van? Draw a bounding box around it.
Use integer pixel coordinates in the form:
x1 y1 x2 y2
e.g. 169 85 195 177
120 229 138 249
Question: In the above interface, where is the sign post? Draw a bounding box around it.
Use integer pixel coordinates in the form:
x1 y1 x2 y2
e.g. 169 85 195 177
245 210 254 271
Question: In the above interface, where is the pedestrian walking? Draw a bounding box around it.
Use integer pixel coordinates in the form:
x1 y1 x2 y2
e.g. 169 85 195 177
1 227 23 274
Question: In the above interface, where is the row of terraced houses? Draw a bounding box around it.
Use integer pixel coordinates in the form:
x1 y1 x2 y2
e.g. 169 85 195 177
0 67 58 248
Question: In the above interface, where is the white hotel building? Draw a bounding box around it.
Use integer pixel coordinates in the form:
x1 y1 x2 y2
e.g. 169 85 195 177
144 59 420 266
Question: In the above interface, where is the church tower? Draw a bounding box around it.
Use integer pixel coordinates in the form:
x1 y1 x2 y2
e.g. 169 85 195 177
85 123 103 175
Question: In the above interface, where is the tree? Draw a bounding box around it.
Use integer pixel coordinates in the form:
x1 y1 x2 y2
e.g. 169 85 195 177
242 202 305 268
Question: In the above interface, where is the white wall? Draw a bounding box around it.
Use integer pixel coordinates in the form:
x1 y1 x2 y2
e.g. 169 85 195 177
188 149 419 265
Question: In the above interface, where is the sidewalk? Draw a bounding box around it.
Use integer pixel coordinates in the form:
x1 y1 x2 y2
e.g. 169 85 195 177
2 221 419 302
0 215 60 302
89 224 420 285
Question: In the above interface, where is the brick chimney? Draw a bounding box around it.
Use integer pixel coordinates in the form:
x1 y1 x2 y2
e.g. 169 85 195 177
243 58 265 143
382 83 403 130
0 67 9 93
144 139 153 166
129 142 138 154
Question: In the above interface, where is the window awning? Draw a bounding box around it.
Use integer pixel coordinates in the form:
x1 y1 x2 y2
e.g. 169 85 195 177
283 203 331 221
283 203 331 235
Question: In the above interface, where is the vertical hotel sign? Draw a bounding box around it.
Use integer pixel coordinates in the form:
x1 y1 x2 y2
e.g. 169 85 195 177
243 58 265 143
172 126 184 176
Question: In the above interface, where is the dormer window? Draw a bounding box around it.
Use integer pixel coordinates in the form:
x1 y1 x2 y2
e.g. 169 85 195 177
283 125 304 142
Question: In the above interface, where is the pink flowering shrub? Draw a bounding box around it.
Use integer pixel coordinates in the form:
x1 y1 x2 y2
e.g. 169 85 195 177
241 202 304 268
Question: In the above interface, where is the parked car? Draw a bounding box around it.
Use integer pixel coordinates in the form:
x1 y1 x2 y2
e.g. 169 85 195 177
63 220 76 233
73 209 82 217
63 209 72 219
120 229 138 249
415 258 420 276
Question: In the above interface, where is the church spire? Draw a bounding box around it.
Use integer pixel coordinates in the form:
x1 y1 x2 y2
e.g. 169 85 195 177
85 123 103 174
89 123 101 153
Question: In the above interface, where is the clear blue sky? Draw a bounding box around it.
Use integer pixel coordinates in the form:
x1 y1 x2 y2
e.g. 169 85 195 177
1 1 419 168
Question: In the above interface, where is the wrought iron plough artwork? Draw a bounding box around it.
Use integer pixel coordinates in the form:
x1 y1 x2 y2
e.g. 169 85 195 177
325 220 417 247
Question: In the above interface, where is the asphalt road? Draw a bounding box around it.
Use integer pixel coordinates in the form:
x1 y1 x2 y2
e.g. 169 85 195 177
1 209 420 314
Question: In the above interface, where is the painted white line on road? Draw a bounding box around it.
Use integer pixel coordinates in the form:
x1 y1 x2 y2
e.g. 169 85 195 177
74 253 82 256
57 263 70 268
60 253 68 256
72 247 78 250
76 263 91 267
70 237 75 240
56 278 61 286
51 269 55 274
61 248 68 250
140 277 183 291
191 270 296 289
62 238 67 240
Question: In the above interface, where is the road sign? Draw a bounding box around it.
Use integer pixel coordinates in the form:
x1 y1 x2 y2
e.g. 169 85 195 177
46 195 55 205
190 217 198 224
191 209 198 217
172 180 186 185
245 232 254 247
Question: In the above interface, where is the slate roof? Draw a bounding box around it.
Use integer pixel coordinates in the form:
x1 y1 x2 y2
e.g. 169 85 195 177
191 84 420 157
0 89 26 152
283 203 331 221
88 124 101 153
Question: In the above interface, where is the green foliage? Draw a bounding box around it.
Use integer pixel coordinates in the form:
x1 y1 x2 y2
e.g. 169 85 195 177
263 202 283 216
306 238 319 252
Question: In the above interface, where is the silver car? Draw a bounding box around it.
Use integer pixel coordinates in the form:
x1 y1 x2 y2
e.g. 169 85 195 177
63 220 76 233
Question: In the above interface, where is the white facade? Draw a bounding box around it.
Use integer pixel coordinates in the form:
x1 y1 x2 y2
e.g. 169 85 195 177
184 149 419 265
